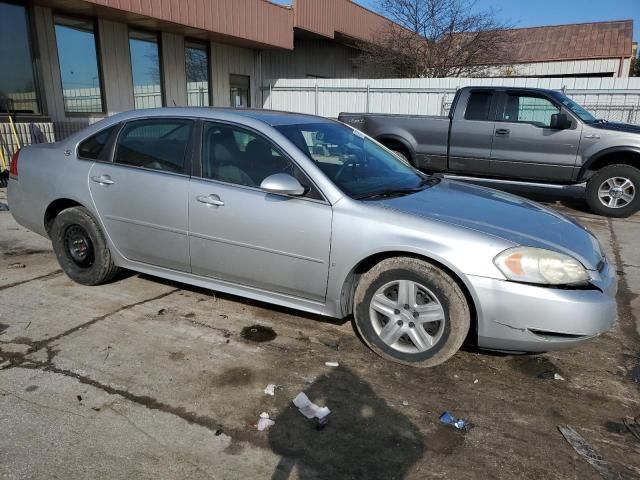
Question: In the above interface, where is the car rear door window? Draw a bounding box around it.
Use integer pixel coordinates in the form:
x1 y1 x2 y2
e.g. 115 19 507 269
464 92 493 121
114 119 193 173
500 94 560 127
78 125 117 160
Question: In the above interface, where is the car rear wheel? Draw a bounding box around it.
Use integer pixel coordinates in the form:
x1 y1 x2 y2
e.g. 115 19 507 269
50 206 119 285
353 257 470 367
586 164 640 218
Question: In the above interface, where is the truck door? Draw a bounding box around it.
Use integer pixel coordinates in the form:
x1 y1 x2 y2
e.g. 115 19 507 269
490 91 581 181
448 89 496 175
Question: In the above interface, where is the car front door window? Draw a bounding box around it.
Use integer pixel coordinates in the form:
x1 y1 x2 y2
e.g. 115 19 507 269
501 94 560 128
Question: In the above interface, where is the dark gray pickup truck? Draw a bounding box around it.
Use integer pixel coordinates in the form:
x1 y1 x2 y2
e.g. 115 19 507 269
339 86 640 217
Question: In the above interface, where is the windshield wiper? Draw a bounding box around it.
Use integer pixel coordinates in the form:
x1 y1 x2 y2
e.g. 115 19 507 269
355 186 425 200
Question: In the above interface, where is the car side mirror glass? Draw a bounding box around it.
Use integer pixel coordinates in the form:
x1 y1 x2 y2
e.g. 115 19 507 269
260 173 306 196
550 113 571 129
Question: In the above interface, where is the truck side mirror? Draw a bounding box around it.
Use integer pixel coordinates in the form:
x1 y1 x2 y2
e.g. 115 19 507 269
550 113 571 130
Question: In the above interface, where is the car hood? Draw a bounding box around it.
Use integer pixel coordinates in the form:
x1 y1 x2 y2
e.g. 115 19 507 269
374 180 602 270
590 121 640 135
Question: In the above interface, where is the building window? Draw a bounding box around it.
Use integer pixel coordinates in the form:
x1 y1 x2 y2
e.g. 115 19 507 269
229 74 250 108
129 31 162 109
0 2 39 114
54 16 104 114
185 41 210 107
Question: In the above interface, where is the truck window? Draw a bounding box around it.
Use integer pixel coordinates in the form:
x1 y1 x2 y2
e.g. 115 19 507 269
464 92 492 121
500 94 560 128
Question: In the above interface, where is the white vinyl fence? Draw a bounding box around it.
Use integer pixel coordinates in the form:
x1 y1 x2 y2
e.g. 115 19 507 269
262 77 640 124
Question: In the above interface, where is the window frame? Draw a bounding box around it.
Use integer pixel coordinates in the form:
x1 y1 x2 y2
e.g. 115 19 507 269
0 0 45 119
194 119 328 204
184 39 212 107
111 116 197 177
495 91 563 129
53 13 106 116
128 29 165 109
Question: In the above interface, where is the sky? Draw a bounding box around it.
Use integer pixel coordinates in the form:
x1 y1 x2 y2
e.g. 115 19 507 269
273 0 640 40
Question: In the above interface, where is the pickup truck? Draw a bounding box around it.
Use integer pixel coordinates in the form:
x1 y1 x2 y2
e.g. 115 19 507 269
339 86 640 218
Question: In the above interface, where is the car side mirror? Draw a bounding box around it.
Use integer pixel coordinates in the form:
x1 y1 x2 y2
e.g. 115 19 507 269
550 113 571 129
260 173 306 196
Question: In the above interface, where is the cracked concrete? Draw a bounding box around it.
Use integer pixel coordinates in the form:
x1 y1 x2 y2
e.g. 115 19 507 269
1 185 640 479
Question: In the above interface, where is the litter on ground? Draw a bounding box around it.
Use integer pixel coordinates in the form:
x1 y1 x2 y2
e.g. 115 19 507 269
439 411 472 431
293 392 331 427
257 412 275 431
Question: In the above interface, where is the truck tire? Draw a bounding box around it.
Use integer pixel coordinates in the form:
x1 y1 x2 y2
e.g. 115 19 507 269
586 164 640 218
50 206 120 285
353 257 470 368
392 149 409 163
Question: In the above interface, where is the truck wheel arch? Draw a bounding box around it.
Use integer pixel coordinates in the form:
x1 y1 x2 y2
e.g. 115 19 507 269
579 147 640 181
375 135 416 164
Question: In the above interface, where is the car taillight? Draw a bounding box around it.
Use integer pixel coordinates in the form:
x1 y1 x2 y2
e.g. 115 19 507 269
9 148 20 178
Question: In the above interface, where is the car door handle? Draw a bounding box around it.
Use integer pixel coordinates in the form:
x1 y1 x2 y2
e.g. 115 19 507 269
91 175 115 186
196 194 225 207
495 128 510 136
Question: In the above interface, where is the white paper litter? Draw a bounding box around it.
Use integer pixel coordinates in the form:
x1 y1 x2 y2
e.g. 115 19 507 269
257 412 275 431
325 362 339 367
293 392 331 421
264 384 276 396
554 373 565 381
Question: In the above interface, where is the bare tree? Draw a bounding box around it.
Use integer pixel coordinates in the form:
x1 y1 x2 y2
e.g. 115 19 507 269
355 0 514 78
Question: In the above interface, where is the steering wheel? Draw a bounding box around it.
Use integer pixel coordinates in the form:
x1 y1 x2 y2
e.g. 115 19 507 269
335 156 363 181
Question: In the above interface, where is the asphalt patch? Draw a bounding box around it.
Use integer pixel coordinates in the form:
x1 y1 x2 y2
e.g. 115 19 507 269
240 324 276 343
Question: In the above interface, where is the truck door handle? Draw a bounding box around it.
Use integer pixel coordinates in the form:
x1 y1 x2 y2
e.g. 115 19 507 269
495 128 510 136
197 194 225 207
91 175 115 186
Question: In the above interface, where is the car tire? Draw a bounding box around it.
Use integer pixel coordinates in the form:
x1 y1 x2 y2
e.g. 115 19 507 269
50 206 119 286
586 164 640 218
353 257 470 368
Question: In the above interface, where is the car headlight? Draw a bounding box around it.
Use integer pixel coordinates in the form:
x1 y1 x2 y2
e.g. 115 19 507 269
494 247 590 286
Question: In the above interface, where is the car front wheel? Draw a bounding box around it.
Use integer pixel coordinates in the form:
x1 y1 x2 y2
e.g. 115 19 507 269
353 257 470 367
50 206 119 285
586 164 640 218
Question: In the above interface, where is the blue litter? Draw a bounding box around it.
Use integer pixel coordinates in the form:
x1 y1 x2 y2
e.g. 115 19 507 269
439 411 472 431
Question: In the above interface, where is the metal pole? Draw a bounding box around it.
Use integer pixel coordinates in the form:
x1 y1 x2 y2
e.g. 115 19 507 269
366 85 370 113
269 82 273 110
315 84 319 115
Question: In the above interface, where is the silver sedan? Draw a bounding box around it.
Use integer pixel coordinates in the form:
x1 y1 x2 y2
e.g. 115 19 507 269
7 108 617 367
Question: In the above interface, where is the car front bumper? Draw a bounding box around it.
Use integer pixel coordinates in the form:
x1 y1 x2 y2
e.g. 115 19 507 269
469 259 618 353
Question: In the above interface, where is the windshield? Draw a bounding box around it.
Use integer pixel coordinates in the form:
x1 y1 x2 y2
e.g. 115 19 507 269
550 92 598 123
274 122 432 199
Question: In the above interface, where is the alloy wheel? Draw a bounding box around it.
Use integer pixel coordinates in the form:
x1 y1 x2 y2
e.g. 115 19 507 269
598 177 636 209
369 279 445 354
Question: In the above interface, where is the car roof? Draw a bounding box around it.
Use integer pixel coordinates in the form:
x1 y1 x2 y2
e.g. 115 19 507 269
105 107 332 127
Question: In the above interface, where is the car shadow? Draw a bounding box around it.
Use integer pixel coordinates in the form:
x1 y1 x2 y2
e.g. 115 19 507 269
268 365 424 480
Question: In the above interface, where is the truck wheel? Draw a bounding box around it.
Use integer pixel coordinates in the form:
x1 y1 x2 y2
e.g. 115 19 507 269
586 165 640 218
353 257 470 368
392 149 409 163
50 206 119 285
